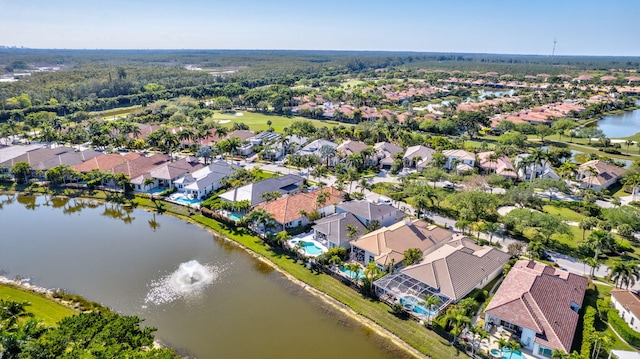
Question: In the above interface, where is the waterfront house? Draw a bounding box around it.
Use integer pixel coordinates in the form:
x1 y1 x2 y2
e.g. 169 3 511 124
253 187 345 231
131 156 203 192
484 260 588 358
336 200 404 228
312 212 367 249
350 219 454 269
172 160 236 199
218 174 304 207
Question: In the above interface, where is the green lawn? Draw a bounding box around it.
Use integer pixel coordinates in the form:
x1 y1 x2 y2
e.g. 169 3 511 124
542 205 586 222
0 285 76 326
209 111 344 132
341 79 366 88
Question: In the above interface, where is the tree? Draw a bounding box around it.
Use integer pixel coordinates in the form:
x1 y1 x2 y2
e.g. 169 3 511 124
244 208 276 234
505 340 522 359
443 305 471 344
346 224 360 241
403 248 423 266
579 217 599 241
344 262 362 283
534 178 568 200
10 162 31 184
420 294 442 327
422 167 446 187
527 240 544 259
0 300 34 328
535 124 555 144
355 178 372 194
481 221 501 244
468 325 489 358
609 260 640 289
452 191 498 222
582 257 601 278
455 111 489 139
552 118 577 141
587 229 614 261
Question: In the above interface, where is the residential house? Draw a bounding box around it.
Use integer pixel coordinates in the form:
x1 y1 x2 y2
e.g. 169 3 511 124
484 260 588 358
374 142 403 169
237 131 282 157
218 174 304 207
610 290 640 333
172 160 237 199
313 212 367 249
477 151 517 179
514 154 560 182
373 235 510 314
296 139 339 166
74 153 142 173
350 219 454 269
337 200 404 228
0 144 46 175
609 350 640 359
403 145 435 170
131 156 203 192
1 146 101 179
577 160 625 191
253 187 345 231
442 149 476 172
336 140 376 166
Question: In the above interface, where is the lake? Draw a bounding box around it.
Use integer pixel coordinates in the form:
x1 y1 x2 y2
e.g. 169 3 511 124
597 106 640 139
0 194 412 359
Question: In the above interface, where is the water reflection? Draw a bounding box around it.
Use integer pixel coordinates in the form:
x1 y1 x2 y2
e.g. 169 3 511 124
16 194 38 210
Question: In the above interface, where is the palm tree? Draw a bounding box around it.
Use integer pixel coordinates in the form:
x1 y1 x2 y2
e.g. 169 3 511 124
315 190 330 209
443 305 471 344
226 136 242 162
345 262 362 283
346 224 360 241
345 153 363 171
626 140 635 154
527 240 544 260
413 193 434 219
582 257 601 278
355 178 372 194
403 248 423 266
420 294 442 327
244 208 276 235
482 222 501 244
505 340 521 359
623 174 640 202
579 217 599 241
587 229 613 261
468 325 489 357
10 162 31 184
0 300 34 328
609 260 640 289
319 145 336 167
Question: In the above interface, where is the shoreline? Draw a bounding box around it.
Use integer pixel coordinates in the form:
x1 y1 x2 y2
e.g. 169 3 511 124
0 190 436 359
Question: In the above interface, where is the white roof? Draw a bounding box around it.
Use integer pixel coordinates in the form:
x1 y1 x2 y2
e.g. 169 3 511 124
610 350 640 359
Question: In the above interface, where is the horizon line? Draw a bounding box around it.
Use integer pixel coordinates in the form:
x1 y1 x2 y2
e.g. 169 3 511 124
1 47 639 58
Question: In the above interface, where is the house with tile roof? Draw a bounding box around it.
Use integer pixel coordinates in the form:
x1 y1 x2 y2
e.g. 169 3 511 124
484 260 588 358
576 160 625 191
131 156 203 192
374 142 403 169
442 149 476 172
373 235 510 316
403 145 435 169
611 289 640 333
74 152 142 173
336 200 404 228
253 187 345 231
313 212 367 249
1 146 101 179
350 219 454 269
336 140 376 166
477 151 517 178
219 174 304 207
173 160 237 199
295 139 339 166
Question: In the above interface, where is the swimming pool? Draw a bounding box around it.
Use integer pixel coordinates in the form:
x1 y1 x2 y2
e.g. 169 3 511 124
339 265 365 279
173 196 201 205
500 348 524 359
290 240 325 257
228 212 243 221
400 296 437 316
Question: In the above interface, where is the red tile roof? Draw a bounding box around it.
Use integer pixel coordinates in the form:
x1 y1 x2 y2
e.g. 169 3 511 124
253 187 345 225
485 260 588 353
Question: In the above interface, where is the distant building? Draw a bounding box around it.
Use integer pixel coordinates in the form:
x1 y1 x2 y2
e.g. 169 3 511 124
611 289 640 333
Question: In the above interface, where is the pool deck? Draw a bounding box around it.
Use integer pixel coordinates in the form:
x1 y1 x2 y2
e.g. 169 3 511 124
166 193 202 209
286 233 328 257
467 327 536 359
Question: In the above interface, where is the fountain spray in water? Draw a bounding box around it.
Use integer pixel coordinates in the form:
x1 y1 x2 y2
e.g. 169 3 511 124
145 260 221 305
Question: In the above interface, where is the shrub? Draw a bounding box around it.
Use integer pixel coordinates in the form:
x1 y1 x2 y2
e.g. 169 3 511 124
581 306 596 357
608 309 640 347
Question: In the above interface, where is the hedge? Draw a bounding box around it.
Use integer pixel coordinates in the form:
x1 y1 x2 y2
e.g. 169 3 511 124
581 306 597 357
608 309 640 348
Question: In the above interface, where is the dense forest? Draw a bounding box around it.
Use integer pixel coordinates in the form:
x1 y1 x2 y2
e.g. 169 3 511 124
1 49 639 122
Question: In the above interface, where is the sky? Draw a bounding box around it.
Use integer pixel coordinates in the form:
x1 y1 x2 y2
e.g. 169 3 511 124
1 0 639 56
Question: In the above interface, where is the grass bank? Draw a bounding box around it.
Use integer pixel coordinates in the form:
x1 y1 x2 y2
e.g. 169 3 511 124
0 284 76 326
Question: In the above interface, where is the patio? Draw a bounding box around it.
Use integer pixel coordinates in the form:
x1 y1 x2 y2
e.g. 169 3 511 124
465 325 536 359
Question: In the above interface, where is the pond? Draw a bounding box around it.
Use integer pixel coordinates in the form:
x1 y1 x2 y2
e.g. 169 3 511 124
0 195 411 359
597 106 640 139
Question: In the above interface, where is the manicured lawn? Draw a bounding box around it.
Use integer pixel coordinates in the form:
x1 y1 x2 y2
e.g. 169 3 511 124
341 79 365 88
0 285 76 326
542 205 586 222
209 111 344 132
190 215 463 358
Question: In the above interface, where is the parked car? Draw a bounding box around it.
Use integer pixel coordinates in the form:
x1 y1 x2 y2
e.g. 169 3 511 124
443 182 455 190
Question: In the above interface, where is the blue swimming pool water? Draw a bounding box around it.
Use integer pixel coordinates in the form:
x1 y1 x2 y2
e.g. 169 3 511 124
500 348 524 359
298 241 323 256
173 196 201 205
228 212 243 221
148 188 165 195
339 265 365 279
400 296 437 316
